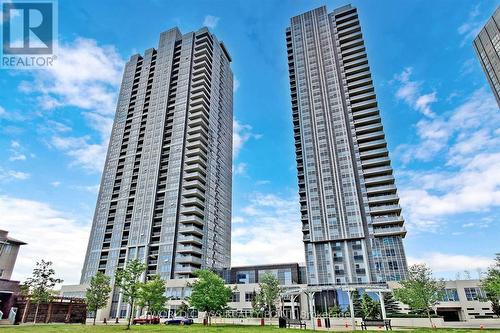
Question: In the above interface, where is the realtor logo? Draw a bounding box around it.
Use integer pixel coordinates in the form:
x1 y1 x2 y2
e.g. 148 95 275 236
1 0 57 68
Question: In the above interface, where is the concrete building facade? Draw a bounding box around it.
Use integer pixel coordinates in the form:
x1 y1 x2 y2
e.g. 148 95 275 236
0 230 26 322
286 5 408 286
0 230 26 281
79 26 233 318
474 5 500 107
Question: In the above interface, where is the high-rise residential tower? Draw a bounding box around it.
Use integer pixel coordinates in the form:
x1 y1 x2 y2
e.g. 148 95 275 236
286 5 407 286
474 5 500 108
80 27 233 300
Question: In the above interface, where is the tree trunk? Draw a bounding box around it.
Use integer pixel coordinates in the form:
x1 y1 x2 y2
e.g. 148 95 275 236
33 303 40 324
427 308 433 328
93 307 97 326
126 300 134 330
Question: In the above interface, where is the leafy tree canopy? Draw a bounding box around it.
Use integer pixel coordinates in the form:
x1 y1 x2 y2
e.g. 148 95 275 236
85 272 112 325
393 264 444 326
189 269 232 323
137 275 168 315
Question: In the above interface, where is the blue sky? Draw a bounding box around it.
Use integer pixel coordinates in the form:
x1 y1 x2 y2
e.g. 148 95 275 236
0 0 499 284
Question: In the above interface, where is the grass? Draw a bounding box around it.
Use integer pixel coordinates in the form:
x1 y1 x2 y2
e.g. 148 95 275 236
0 324 499 333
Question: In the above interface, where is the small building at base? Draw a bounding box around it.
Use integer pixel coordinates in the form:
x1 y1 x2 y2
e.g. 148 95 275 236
60 263 497 323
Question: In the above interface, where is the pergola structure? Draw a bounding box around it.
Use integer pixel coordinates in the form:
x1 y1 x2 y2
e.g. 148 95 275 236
281 283 391 330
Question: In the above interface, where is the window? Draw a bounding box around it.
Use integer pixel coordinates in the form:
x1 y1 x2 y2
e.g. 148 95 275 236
442 289 459 302
245 292 255 302
464 287 486 301
230 292 240 303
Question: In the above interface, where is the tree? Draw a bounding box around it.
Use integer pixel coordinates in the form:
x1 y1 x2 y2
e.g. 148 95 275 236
361 293 380 319
24 260 63 324
481 254 500 317
86 272 112 325
114 259 147 330
328 305 341 317
393 264 444 326
189 269 232 324
137 275 167 317
383 292 401 317
251 292 264 318
177 302 190 317
256 273 282 319
350 290 363 317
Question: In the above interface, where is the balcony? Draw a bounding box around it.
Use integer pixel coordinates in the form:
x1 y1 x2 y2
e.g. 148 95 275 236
178 235 203 246
342 48 367 63
183 180 205 191
178 225 204 237
180 205 205 218
363 165 392 177
176 255 202 265
182 197 205 209
189 117 209 131
365 184 396 195
186 139 208 151
353 113 380 126
358 139 386 151
187 132 208 145
373 226 407 237
184 163 207 175
359 147 388 159
370 204 402 215
175 265 199 275
185 147 207 160
177 245 203 255
371 215 404 226
361 156 390 168
185 155 207 168
183 188 205 199
346 70 370 84
352 106 379 119
364 174 394 186
179 214 205 227
355 122 383 135
368 194 399 205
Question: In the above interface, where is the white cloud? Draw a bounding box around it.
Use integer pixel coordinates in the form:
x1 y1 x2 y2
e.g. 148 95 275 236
457 4 482 47
233 77 240 92
18 37 125 172
0 168 30 181
396 86 500 231
203 15 220 29
232 192 304 266
8 140 27 161
396 86 499 164
51 181 61 187
394 67 437 117
408 252 493 275
233 119 260 158
233 162 247 176
50 135 108 172
0 196 89 284
20 38 124 115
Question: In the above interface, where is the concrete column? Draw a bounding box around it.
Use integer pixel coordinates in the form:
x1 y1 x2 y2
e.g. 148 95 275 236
307 292 316 330
378 292 386 320
347 290 356 331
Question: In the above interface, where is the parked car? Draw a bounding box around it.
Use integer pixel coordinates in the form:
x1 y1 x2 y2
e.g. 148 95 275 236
165 317 194 325
132 315 160 325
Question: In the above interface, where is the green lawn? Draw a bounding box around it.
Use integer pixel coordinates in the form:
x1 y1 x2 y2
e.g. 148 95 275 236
0 325 499 333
